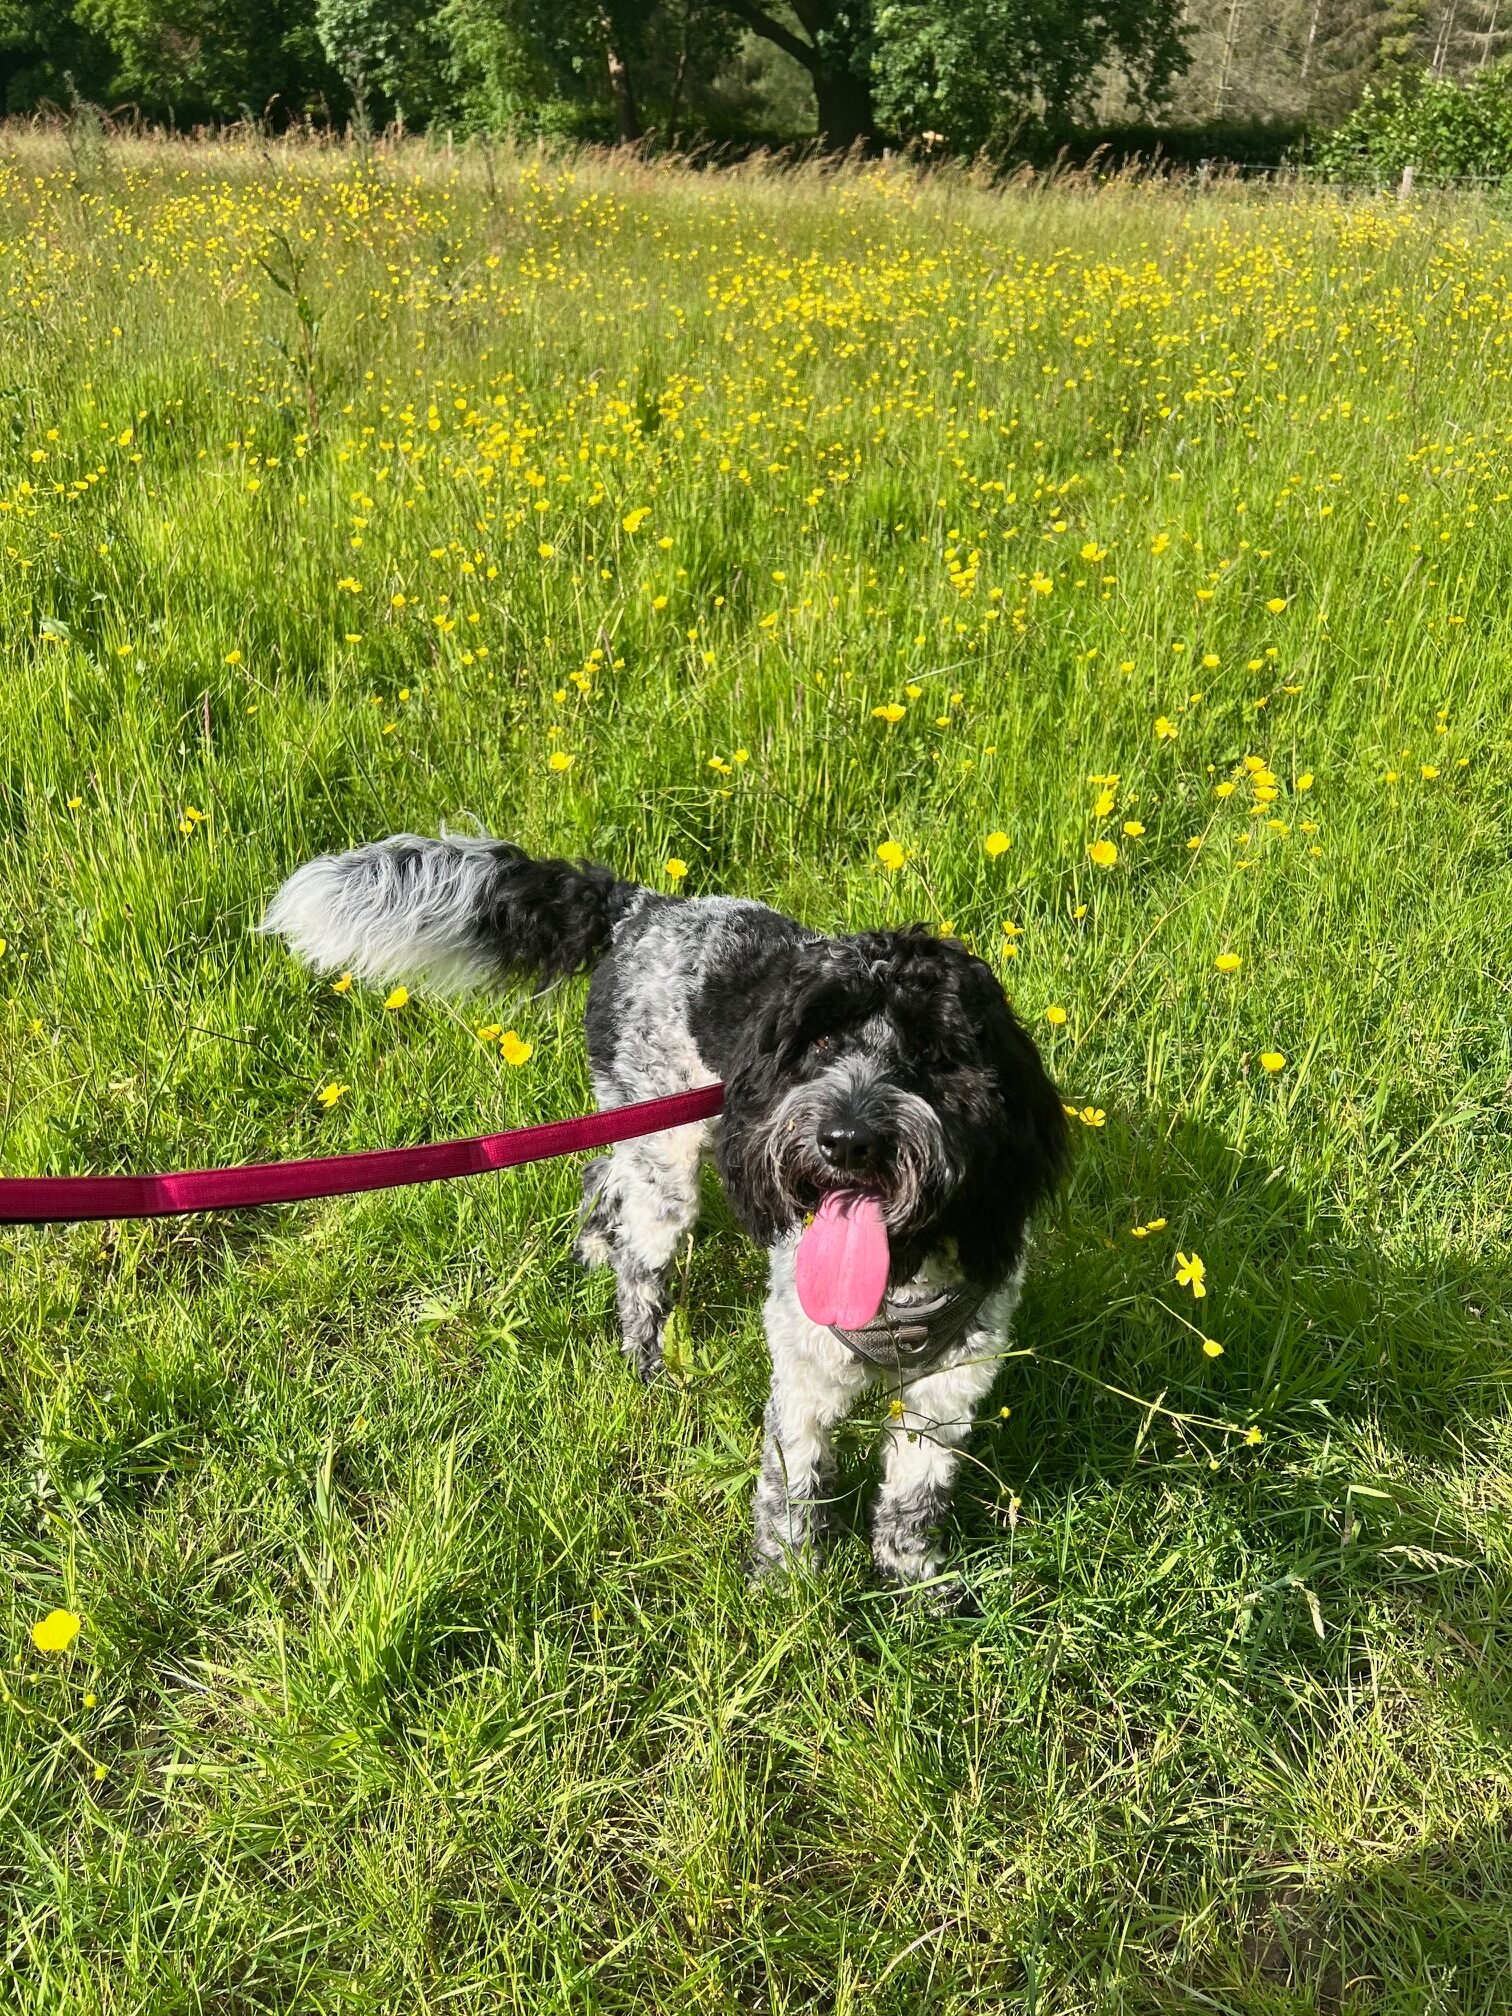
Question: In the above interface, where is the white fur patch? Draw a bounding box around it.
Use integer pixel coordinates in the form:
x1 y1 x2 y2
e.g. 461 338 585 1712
259 833 508 989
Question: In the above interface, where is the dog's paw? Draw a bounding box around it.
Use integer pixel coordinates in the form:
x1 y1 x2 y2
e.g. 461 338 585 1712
620 1333 667 1385
573 1225 614 1270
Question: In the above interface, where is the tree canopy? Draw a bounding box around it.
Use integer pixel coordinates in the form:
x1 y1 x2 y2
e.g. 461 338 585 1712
0 0 1194 151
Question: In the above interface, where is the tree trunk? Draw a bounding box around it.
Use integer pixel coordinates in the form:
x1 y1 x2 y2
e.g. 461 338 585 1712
813 66 875 151
601 15 641 142
666 2 691 142
1212 0 1243 116
1430 0 1458 77
1481 0 1503 67
720 0 876 150
1299 0 1323 81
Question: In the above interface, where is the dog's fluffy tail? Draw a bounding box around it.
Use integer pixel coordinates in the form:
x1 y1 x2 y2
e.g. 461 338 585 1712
260 834 645 991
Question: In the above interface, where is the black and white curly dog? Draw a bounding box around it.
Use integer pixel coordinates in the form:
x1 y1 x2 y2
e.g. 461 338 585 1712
263 835 1069 1595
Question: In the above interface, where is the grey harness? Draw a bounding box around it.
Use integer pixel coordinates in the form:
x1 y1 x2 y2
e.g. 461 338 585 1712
831 1284 987 1374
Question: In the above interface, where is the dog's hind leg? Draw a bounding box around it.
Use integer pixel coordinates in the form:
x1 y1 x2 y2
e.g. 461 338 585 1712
575 1130 702 1382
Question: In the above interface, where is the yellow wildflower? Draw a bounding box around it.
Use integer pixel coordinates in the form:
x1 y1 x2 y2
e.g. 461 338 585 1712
31 1609 81 1653
1175 1251 1207 1298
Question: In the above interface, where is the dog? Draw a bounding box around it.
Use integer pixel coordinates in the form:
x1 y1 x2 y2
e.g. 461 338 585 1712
262 835 1069 1595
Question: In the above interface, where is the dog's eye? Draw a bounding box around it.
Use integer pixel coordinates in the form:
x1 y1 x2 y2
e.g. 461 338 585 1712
811 1034 833 1054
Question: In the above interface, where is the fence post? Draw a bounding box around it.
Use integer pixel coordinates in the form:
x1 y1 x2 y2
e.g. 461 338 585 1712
1398 163 1414 201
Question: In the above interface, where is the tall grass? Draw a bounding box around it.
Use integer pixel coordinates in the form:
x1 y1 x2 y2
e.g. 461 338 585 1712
1 135 1509 2012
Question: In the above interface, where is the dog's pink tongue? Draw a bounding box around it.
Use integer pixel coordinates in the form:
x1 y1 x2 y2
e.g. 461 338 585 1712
795 1189 890 1328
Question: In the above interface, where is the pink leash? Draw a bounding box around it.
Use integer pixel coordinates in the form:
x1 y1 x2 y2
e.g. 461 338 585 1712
0 1083 725 1225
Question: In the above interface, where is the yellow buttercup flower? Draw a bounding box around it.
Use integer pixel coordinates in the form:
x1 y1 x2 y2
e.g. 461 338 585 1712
1088 839 1118 868
665 858 689 881
383 986 409 1010
499 1030 533 1066
871 702 906 723
31 1609 82 1653
317 1082 349 1109
548 751 573 773
1174 1251 1207 1298
1045 1005 1067 1026
621 506 651 532
1215 952 1242 974
983 830 1010 857
876 840 906 871
1258 1051 1286 1072
331 972 353 995
1266 597 1288 614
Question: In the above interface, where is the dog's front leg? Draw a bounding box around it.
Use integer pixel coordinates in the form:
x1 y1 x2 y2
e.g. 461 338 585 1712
752 1249 871 1575
871 1334 1004 1593
576 1134 702 1381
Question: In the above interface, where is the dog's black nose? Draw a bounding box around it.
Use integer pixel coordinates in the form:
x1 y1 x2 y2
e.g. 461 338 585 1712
818 1121 879 1172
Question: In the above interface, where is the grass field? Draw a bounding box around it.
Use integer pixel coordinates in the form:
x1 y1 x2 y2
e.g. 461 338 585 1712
1 134 1510 2012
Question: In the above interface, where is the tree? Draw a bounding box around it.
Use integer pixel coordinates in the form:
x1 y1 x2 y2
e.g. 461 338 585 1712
700 1 873 146
691 0 1189 152
75 0 339 123
871 0 1189 151
315 0 454 126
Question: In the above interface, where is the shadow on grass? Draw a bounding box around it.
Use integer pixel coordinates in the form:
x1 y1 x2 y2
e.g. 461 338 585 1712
915 1103 1512 2011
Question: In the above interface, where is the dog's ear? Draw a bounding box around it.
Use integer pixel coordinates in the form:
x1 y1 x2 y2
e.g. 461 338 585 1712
713 981 797 1245
942 959 1072 1286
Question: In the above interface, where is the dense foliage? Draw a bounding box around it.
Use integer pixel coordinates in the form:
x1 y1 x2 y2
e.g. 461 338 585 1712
0 0 1192 149
1310 59 1512 181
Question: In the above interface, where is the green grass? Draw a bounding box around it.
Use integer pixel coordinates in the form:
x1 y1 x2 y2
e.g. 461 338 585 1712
1 134 1510 2012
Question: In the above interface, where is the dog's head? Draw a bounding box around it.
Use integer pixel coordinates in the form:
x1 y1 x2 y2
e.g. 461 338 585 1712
716 929 1070 1288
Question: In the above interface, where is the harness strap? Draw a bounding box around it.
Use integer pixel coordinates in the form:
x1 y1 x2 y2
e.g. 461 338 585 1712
831 1283 988 1374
